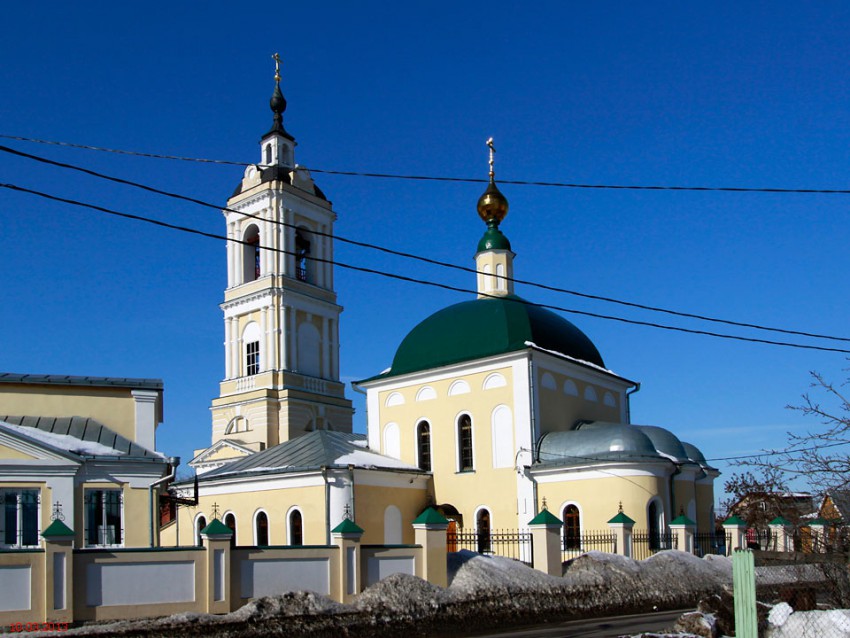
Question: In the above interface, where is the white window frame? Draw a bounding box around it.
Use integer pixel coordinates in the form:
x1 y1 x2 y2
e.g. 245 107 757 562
84 488 124 548
1 488 41 548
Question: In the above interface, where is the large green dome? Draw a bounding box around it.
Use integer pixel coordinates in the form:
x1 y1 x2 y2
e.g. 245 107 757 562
385 295 604 377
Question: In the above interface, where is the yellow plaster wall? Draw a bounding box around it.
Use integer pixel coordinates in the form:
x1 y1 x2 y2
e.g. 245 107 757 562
537 473 669 530
353 484 429 545
695 482 716 531
171 483 327 547
0 385 137 444
0 444 37 460
377 366 521 528
536 370 621 433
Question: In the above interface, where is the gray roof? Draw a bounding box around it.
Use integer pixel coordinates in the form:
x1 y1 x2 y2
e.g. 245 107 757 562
0 373 162 390
0 415 162 459
201 430 419 479
534 421 715 471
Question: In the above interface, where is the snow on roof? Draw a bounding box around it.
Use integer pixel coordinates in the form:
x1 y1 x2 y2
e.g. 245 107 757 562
0 420 122 457
524 341 622 378
335 448 418 470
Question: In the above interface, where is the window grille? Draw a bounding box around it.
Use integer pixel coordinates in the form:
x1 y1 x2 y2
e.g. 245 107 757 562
417 422 432 472
1 490 40 548
84 490 123 547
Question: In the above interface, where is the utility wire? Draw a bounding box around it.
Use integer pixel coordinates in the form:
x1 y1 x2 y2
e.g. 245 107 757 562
3 181 850 355
3 143 849 345
5 133 850 195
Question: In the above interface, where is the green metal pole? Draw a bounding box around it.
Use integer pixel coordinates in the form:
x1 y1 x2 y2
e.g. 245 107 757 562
733 549 758 638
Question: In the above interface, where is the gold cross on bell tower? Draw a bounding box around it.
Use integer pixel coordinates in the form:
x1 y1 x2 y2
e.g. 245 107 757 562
486 137 496 181
272 52 281 82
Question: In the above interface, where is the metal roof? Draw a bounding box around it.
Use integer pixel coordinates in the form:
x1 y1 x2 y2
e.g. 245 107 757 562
201 430 417 479
0 415 162 459
0 373 163 390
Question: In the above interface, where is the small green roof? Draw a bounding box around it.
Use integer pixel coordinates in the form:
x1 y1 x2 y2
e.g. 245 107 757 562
608 511 635 525
723 515 747 526
201 519 233 536
768 516 792 526
670 514 696 526
808 517 830 526
332 518 364 534
42 519 74 538
476 226 512 252
529 509 562 526
413 507 450 525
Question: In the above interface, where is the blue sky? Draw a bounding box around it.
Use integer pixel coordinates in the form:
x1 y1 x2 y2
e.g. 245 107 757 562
2 3 849 503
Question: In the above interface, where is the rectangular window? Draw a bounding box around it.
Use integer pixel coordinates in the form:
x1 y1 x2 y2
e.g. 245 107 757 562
85 489 123 547
246 341 260 376
1 489 40 547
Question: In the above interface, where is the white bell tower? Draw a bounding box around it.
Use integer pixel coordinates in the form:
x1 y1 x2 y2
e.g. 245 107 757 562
207 55 353 456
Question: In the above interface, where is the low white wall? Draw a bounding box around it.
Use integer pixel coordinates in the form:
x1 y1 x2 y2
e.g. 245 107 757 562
240 557 331 598
85 560 196 606
0 564 31 612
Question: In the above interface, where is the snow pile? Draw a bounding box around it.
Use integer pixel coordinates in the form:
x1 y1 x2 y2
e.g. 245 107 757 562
766 602 850 637
226 590 348 620
353 572 452 619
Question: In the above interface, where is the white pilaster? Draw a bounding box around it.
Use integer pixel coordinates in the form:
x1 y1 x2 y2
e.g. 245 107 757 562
131 390 160 451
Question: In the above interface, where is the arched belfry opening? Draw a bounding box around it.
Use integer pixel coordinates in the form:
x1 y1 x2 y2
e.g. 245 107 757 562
242 224 261 283
295 228 311 283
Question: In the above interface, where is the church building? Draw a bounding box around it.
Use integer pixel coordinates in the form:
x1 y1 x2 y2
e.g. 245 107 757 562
168 60 716 551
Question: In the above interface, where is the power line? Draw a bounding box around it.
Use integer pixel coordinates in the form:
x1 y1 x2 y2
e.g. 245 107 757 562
3 143 849 345
3 181 850 355
5 133 850 195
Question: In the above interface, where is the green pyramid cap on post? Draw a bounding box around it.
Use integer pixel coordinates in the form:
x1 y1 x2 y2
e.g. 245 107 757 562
670 514 696 526
332 518 364 534
413 507 450 525
768 516 792 527
723 515 747 527
529 509 562 526
42 519 74 538
608 511 636 525
201 519 233 536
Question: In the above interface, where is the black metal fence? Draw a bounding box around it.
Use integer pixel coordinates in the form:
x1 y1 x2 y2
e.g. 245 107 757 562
694 531 731 557
561 530 617 560
631 529 677 560
746 528 775 551
448 528 533 565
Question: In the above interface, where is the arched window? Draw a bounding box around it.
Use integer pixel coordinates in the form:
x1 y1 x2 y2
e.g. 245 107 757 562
288 509 303 546
457 414 473 471
295 229 311 282
195 515 207 546
417 421 431 471
243 225 260 283
255 511 269 546
476 508 491 554
265 144 272 165
224 513 237 547
383 422 401 459
562 504 581 550
648 500 661 550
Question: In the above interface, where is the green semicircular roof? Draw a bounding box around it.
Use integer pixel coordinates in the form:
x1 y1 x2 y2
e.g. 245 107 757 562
384 295 604 378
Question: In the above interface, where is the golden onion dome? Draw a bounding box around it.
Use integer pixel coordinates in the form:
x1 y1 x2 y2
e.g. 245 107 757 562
477 137 509 225
477 179 509 224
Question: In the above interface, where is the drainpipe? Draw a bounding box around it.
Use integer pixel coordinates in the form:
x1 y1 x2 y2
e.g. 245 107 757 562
527 355 539 515
626 382 641 423
668 461 681 529
149 456 179 548
348 464 356 521
322 466 330 544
